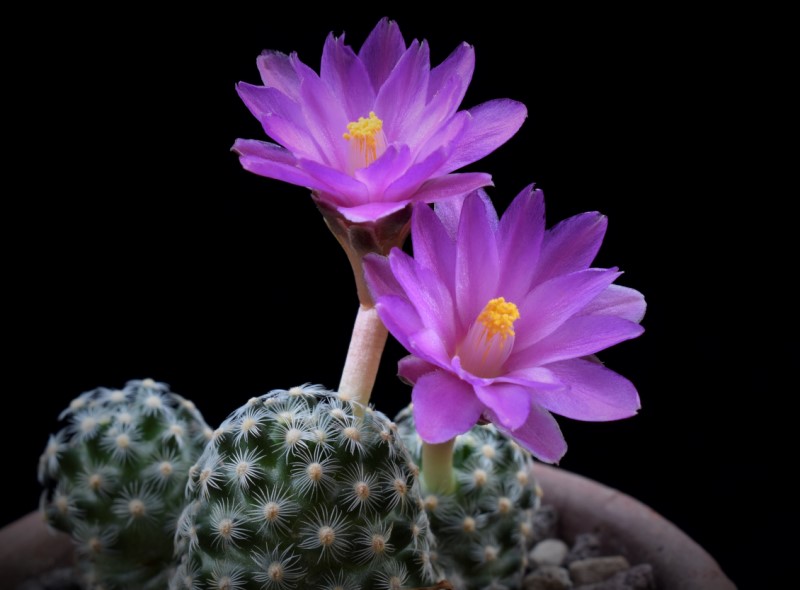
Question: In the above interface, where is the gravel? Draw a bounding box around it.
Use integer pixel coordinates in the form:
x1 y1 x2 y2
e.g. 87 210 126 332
522 505 657 590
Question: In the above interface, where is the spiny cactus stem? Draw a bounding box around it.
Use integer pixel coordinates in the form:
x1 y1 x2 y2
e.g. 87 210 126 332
421 439 456 494
338 304 388 413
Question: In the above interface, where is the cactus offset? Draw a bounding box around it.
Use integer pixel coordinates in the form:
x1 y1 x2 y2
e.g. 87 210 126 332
395 406 541 590
38 378 211 589
172 385 441 590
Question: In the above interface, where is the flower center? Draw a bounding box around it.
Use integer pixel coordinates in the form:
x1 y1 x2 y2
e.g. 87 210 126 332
343 111 386 171
459 297 520 377
476 297 519 341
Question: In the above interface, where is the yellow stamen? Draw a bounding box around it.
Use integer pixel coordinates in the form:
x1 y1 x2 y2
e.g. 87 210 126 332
476 297 520 343
343 112 384 166
457 297 521 378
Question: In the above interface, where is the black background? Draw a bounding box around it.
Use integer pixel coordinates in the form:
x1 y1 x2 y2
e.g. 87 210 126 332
4 6 791 588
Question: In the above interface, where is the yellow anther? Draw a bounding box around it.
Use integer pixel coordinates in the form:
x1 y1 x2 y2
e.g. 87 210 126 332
343 112 384 166
458 297 520 377
476 297 520 342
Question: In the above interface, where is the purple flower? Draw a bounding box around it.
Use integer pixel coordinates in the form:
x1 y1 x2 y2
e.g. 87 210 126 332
363 187 646 462
232 18 527 223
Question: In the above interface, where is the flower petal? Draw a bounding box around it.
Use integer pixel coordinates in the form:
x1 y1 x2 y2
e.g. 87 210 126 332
455 193 500 330
494 403 567 464
431 187 498 236
498 366 565 392
408 328 452 369
535 212 608 283
236 83 323 159
514 268 623 351
517 315 645 367
443 99 528 172
389 249 456 346
320 32 375 118
412 370 483 443
415 109 471 163
450 355 495 388
536 358 641 421
382 146 451 204
337 201 410 223
293 57 350 169
498 185 546 301
398 355 438 385
580 284 647 323
433 188 490 240
257 50 301 101
375 40 430 140
363 253 403 300
410 202 456 296
354 145 413 198
428 42 474 103
258 113 327 162
297 158 369 205
396 75 464 147
236 82 301 121
358 17 406 93
474 383 530 430
232 139 329 191
374 294 424 353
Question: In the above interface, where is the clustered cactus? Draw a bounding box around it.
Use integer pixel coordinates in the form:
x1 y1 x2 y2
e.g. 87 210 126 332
172 385 440 590
37 380 543 590
395 406 541 590
38 379 211 589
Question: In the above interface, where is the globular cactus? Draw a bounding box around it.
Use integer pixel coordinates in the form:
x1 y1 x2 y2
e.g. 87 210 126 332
395 406 541 590
172 384 442 590
38 378 212 589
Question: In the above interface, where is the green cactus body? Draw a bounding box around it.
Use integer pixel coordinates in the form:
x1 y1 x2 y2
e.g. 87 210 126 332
172 385 440 590
395 406 541 590
38 378 212 590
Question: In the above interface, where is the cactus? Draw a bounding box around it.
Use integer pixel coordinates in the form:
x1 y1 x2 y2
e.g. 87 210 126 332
38 378 212 589
395 406 541 590
172 384 441 590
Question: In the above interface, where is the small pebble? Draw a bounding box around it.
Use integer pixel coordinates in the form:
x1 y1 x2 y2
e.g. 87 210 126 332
530 538 570 567
523 565 573 590
569 556 631 585
574 564 656 590
565 532 603 564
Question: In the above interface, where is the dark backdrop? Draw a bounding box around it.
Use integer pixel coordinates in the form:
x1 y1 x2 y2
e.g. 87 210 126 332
5 6 789 588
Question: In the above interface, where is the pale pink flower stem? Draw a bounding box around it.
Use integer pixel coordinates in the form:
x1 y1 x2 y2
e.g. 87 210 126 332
319 196 411 413
338 305 388 411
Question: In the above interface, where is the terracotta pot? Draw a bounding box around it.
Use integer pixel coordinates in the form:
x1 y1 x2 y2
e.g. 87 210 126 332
0 465 736 589
532 463 736 590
